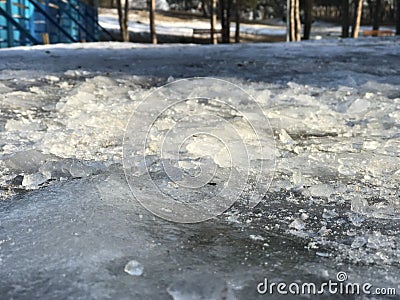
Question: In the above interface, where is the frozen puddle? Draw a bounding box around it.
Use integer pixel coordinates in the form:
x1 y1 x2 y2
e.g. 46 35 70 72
0 39 399 298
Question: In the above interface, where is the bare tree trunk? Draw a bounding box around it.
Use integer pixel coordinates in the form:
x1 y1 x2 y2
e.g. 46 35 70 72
303 0 313 40
289 0 301 41
124 0 129 36
351 0 363 38
117 0 129 42
289 0 295 41
397 0 400 35
366 0 374 20
201 0 209 17
220 0 226 42
235 0 240 43
221 0 231 43
295 0 301 41
210 0 217 44
373 0 382 30
149 0 157 43
341 0 349 37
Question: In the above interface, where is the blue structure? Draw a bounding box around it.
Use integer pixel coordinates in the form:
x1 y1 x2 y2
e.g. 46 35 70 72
0 0 37 47
0 0 111 48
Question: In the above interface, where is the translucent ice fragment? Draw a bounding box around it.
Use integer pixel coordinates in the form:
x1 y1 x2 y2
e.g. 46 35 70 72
124 260 143 276
351 236 367 248
249 234 265 241
292 169 303 186
366 232 392 250
289 218 305 230
309 184 335 199
39 161 71 180
22 173 47 189
5 118 46 132
44 75 60 82
279 128 294 144
3 150 49 173
322 209 338 219
351 195 369 214
68 160 105 178
39 160 105 180
346 98 370 114
347 213 365 227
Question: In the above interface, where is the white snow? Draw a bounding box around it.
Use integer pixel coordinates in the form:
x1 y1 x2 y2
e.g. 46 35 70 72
99 10 287 38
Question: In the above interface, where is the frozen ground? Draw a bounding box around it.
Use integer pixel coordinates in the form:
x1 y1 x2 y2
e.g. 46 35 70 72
0 38 399 299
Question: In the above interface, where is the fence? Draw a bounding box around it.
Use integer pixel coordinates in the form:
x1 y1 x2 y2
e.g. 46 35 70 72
0 0 108 48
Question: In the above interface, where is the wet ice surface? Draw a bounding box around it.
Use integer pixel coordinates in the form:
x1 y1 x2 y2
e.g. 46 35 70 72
0 39 399 299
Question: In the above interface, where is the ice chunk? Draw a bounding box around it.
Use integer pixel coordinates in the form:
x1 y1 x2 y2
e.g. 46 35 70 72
3 150 50 173
338 158 357 176
44 75 60 82
322 209 338 219
292 169 303 186
279 128 295 144
351 195 369 215
5 118 47 132
366 232 393 250
124 260 143 276
300 212 309 220
317 226 331 236
0 91 45 109
308 184 335 199
289 218 305 230
249 234 265 242
22 173 47 189
346 98 370 114
39 160 105 180
64 69 91 77
351 236 367 248
0 82 12 93
68 160 105 178
347 213 365 227
39 161 71 180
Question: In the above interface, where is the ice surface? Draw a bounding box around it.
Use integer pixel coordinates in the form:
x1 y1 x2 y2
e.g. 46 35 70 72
0 40 399 298
167 273 233 300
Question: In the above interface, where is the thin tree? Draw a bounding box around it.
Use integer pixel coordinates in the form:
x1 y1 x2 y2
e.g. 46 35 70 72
351 0 363 38
289 0 295 41
117 0 129 42
303 0 313 40
201 0 209 17
210 0 218 44
235 0 241 43
397 0 400 35
149 0 157 43
341 0 350 37
289 0 301 41
295 0 301 41
220 0 231 43
372 0 382 30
